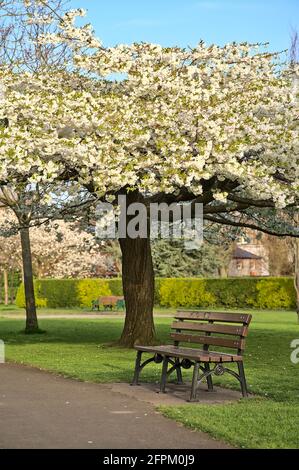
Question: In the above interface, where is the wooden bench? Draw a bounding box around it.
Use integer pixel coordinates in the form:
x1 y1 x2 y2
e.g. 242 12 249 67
131 311 252 401
92 296 125 311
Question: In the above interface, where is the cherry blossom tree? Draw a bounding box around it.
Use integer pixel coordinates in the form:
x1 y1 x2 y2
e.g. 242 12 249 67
29 220 109 279
0 206 111 301
0 2 298 344
0 0 91 332
0 182 98 331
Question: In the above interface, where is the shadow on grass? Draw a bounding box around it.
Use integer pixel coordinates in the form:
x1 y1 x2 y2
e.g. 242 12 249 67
0 318 171 346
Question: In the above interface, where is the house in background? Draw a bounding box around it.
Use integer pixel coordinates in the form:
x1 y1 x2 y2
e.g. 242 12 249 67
228 233 270 277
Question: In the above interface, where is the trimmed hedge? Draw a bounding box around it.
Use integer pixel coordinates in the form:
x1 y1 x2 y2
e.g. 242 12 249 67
157 277 296 310
16 279 112 308
108 278 123 296
15 277 297 310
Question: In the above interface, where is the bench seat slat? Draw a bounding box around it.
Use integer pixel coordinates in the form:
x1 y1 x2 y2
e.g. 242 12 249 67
172 321 248 337
135 345 242 362
175 311 252 325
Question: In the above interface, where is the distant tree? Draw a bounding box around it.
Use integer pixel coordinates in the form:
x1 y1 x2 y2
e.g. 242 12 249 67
263 235 293 276
0 206 112 290
0 210 20 304
29 220 109 279
0 184 95 331
152 239 233 278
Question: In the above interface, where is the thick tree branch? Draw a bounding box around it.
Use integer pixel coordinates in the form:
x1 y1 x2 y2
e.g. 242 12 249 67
204 214 299 238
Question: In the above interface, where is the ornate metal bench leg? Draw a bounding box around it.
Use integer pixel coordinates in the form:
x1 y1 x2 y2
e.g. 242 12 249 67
204 363 214 392
131 351 142 385
175 358 184 385
189 361 200 402
160 356 169 393
237 361 248 397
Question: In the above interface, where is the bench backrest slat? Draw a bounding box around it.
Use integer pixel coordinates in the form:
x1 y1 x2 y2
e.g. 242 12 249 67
175 311 252 325
172 321 248 337
170 333 245 350
171 311 252 353
99 296 124 304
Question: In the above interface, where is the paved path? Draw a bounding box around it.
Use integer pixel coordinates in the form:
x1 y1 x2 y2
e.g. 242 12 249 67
0 363 232 449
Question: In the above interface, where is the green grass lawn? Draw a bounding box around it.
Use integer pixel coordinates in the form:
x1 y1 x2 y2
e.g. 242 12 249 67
0 304 176 316
0 310 298 448
0 305 85 315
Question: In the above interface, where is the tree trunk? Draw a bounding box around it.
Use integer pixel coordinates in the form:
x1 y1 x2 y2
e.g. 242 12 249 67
219 266 228 278
10 269 15 304
118 191 155 347
292 213 299 324
3 269 9 305
20 227 39 333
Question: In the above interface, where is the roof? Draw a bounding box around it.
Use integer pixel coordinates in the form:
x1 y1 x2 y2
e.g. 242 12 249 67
233 246 262 260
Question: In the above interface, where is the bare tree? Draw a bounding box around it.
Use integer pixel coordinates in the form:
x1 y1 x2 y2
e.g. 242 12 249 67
290 29 299 65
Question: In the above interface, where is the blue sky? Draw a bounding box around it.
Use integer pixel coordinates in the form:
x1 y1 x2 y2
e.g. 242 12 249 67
70 0 299 52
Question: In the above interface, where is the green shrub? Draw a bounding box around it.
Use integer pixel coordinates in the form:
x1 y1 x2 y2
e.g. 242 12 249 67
256 278 296 309
15 281 47 308
154 278 162 305
204 278 258 308
76 279 111 307
16 278 111 309
159 278 216 308
38 279 77 308
157 277 295 310
108 278 123 296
